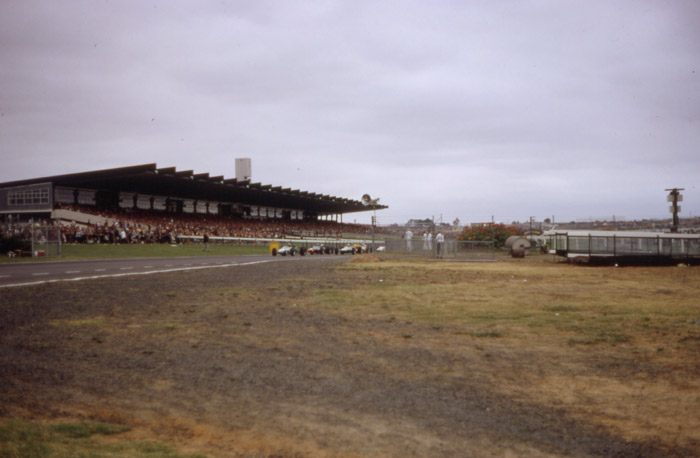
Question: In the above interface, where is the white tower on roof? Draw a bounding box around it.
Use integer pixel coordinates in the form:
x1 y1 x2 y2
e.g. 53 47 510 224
235 158 251 181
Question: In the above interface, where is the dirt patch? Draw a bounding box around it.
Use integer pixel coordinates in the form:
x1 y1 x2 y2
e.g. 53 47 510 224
1 257 697 457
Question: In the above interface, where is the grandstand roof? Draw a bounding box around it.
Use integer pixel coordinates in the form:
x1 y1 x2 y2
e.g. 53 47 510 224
0 164 387 215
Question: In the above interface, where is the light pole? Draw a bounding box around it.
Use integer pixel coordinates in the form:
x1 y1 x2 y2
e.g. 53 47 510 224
665 188 684 233
361 194 380 253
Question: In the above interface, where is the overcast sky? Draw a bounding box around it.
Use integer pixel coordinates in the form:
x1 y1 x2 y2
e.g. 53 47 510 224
1 1 698 225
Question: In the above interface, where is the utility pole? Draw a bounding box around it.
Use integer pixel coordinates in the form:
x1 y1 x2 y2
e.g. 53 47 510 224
665 188 684 233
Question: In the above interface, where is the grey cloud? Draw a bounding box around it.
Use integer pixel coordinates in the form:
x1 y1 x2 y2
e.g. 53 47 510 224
1 0 698 224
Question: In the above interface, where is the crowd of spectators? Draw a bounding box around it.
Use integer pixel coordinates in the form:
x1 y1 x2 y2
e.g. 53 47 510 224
49 204 389 244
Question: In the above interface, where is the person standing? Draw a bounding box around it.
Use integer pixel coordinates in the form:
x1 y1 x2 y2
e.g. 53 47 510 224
435 231 444 258
203 233 210 251
405 229 413 252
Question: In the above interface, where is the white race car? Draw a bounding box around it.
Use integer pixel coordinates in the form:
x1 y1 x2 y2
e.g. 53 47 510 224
339 244 355 254
273 245 297 256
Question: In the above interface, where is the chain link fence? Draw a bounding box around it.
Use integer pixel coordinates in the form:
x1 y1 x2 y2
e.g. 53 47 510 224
1 223 62 258
383 239 495 260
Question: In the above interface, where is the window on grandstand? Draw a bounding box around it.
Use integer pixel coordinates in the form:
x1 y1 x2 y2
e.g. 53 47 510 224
78 190 96 205
153 197 166 211
55 187 75 204
137 196 151 210
119 193 135 209
8 188 49 206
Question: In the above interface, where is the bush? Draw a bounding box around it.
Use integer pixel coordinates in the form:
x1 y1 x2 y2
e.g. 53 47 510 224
457 224 520 248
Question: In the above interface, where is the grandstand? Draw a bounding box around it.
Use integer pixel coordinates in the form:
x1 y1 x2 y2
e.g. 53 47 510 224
0 163 388 243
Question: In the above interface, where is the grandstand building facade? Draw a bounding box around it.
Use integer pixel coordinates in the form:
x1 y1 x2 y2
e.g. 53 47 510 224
0 164 387 223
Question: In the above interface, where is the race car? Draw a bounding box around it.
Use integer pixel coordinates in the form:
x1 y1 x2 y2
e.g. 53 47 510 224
272 245 297 256
340 243 366 254
339 244 355 254
307 245 324 255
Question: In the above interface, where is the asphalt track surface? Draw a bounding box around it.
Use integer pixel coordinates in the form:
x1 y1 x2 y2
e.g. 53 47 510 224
0 254 315 288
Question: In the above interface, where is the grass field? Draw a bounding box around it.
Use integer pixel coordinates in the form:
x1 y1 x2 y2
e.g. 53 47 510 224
325 257 700 452
1 254 699 456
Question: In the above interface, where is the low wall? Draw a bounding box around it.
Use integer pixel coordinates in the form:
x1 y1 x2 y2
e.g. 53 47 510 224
52 209 113 226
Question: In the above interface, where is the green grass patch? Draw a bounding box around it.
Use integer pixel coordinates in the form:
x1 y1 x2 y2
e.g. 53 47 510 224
0 419 207 458
49 317 109 328
50 421 131 438
469 311 534 322
455 329 504 338
568 331 632 346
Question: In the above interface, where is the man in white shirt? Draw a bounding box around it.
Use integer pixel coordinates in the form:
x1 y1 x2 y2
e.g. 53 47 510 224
405 229 413 251
436 231 445 258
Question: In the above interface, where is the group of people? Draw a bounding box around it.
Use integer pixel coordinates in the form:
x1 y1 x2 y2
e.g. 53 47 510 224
46 205 389 245
404 229 446 258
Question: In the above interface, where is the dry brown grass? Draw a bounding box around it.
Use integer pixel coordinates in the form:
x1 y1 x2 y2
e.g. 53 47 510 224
312 259 700 452
348 254 383 263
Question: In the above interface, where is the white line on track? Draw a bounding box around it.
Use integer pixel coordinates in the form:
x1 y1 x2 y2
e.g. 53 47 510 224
95 268 106 271
144 265 154 268
65 270 81 273
120 267 133 270
0 259 280 288
32 272 49 276
0 275 10 278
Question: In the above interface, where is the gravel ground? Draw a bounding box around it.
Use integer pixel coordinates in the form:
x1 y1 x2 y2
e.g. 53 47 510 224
0 256 685 457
